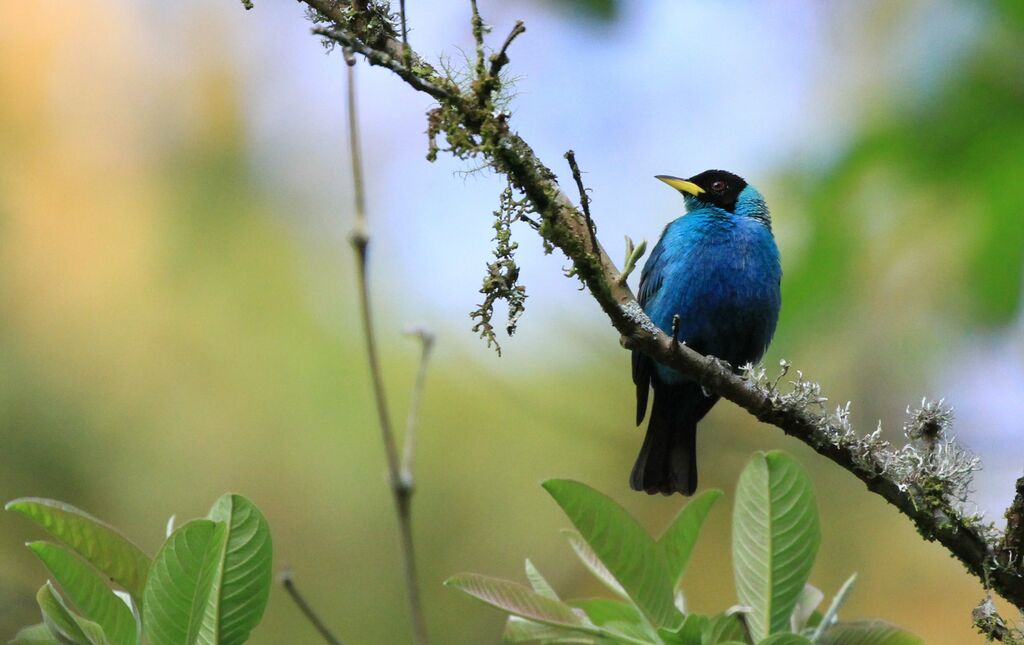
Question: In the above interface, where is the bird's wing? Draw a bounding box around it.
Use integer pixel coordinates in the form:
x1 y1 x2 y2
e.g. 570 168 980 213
636 239 666 308
632 237 669 425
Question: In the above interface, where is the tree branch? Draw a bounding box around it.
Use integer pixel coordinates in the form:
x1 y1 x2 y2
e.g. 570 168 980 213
269 0 1024 629
345 58 431 645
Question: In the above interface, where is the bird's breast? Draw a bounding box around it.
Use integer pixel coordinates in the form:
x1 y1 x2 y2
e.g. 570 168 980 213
644 215 781 380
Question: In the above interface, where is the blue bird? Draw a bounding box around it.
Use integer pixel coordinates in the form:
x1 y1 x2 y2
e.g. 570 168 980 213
631 170 781 496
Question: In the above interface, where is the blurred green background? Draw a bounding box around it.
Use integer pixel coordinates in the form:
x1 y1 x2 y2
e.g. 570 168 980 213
2 0 1023 643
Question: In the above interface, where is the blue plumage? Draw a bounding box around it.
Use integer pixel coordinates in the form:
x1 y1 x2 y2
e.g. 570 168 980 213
631 171 781 495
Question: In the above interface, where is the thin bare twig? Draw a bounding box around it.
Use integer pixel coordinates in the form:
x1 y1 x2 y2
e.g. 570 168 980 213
488 20 526 80
399 0 411 67
401 327 435 486
345 60 431 645
565 150 598 255
280 570 343 645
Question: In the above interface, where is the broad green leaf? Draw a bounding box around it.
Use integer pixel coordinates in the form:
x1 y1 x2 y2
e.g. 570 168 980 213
501 617 596 643
802 611 823 633
10 623 60 644
445 573 594 632
543 480 678 628
665 613 708 645
36 582 109 645
732 452 820 642
658 490 722 590
524 559 559 600
28 542 137 645
569 599 643 627
142 519 227 645
200 494 274 644
810 574 857 641
570 599 657 644
701 614 746 645
604 620 660 644
7 499 151 601
758 635 812 645
561 530 628 598
790 584 824 633
819 621 922 645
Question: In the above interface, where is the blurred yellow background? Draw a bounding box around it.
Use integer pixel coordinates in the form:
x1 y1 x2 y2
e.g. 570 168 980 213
2 1 1023 643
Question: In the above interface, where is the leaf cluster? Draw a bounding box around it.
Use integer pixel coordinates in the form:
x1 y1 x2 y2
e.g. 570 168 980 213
7 494 273 645
446 451 921 645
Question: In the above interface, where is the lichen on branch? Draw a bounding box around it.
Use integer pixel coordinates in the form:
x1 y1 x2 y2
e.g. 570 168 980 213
471 186 530 355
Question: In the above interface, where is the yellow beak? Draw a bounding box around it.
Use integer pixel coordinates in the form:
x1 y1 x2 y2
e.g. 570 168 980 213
656 175 704 196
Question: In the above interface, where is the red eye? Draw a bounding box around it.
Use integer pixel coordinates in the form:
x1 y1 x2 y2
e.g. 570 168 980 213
711 180 727 193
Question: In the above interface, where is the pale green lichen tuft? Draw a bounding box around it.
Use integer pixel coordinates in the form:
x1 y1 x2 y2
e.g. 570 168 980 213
471 186 530 355
741 364 984 531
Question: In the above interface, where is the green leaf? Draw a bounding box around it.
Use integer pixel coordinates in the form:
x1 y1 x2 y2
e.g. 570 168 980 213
142 519 227 645
36 582 109 645
201 493 274 644
658 490 722 590
501 617 595 643
758 635 812 645
141 495 274 645
524 559 559 600
569 599 643 627
732 452 820 642
28 542 137 645
666 613 708 645
701 614 746 645
561 530 628 599
810 574 857 641
10 623 60 644
7 499 151 601
444 573 594 632
819 621 922 645
543 480 678 628
790 584 824 633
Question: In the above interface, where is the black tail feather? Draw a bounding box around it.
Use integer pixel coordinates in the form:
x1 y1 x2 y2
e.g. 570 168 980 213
630 383 717 496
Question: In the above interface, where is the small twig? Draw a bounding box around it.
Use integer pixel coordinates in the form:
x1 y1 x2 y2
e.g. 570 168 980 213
401 327 436 487
564 150 598 255
488 20 526 80
469 0 486 78
280 570 343 645
345 61 431 645
517 213 540 230
399 0 411 67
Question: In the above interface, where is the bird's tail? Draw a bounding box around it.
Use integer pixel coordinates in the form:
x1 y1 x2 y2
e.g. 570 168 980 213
630 384 713 496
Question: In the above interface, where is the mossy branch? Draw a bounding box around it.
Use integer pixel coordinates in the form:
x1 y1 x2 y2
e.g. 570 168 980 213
257 0 1024 632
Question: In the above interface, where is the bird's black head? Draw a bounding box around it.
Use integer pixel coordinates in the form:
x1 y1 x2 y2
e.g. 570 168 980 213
655 169 749 213
686 170 748 212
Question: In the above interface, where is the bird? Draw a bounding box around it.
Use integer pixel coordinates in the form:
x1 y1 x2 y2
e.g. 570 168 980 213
630 170 781 496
